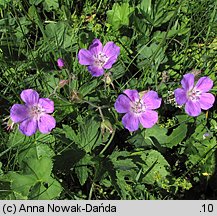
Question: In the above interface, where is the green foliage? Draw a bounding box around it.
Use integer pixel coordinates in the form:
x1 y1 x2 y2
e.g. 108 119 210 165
107 2 134 30
139 150 170 185
0 0 216 200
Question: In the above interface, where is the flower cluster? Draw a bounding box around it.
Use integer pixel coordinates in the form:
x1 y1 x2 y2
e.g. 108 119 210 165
10 39 215 136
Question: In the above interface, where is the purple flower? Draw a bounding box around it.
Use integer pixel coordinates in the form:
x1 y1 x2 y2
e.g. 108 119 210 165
57 58 64 68
78 39 120 77
174 73 215 117
10 89 56 136
114 89 162 132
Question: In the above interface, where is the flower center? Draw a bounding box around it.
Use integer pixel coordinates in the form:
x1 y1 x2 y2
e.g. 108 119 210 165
29 104 44 120
131 99 146 114
93 52 108 68
187 88 201 101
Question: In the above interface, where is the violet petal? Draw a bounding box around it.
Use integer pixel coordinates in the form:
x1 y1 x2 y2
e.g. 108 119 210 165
181 73 194 91
199 93 215 110
122 112 139 132
195 77 213 93
87 65 104 77
114 94 131 113
185 100 201 116
19 118 37 136
20 89 39 105
10 104 29 123
174 88 187 105
142 91 162 110
39 98 54 113
57 58 64 68
103 55 118 69
89 39 103 55
103 41 120 58
139 110 158 128
78 49 94 65
38 114 56 134
123 89 139 102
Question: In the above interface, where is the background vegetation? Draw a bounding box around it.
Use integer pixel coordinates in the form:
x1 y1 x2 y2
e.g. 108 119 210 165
0 0 217 199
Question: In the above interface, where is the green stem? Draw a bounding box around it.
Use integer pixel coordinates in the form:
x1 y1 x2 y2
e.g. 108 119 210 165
99 128 116 155
88 182 94 200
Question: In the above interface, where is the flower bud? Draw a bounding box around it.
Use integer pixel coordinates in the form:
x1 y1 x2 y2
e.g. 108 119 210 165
139 90 148 98
70 90 83 103
101 119 113 135
3 116 15 131
57 58 64 69
103 73 112 85
58 80 69 88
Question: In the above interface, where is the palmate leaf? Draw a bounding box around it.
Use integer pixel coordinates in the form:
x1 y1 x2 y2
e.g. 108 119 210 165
166 124 187 148
110 151 137 171
79 119 102 153
110 62 126 80
18 135 55 166
7 128 30 148
22 157 53 180
137 42 167 68
107 3 134 30
43 0 59 11
10 137 62 199
108 151 138 199
0 180 12 199
186 134 216 175
139 0 152 13
6 172 36 198
128 130 151 148
140 150 170 185
75 154 92 186
145 125 168 144
61 119 101 153
45 22 67 48
28 176 62 200
9 156 62 200
138 0 174 27
145 124 187 148
79 79 99 97
29 0 43 5
113 159 137 170
62 124 79 143
93 156 129 198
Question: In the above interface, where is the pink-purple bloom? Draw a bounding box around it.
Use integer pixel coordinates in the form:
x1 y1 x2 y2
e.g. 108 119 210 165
78 39 120 77
114 89 162 132
10 89 56 136
174 73 215 117
57 58 64 68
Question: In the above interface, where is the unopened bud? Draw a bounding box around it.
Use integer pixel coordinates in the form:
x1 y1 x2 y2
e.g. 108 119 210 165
3 116 15 131
101 119 113 135
103 72 112 85
70 90 83 103
57 58 64 69
59 80 69 88
139 90 148 98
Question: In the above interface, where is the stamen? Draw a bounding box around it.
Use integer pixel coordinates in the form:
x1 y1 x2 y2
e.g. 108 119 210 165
187 88 201 101
29 105 44 120
131 99 146 114
94 52 108 68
